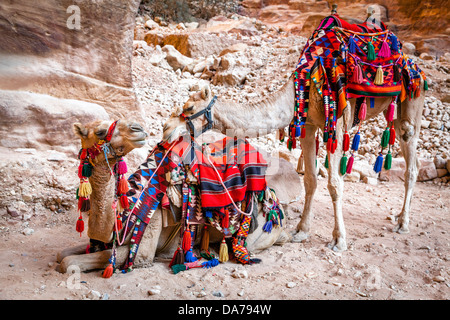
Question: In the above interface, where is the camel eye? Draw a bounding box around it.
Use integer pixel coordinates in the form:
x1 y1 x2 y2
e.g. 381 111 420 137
95 129 107 138
184 104 194 113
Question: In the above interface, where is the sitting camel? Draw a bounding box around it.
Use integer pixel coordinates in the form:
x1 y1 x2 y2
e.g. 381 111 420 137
163 46 426 252
57 119 290 274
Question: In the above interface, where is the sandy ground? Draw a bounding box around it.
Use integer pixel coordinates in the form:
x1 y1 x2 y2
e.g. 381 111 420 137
1 176 448 301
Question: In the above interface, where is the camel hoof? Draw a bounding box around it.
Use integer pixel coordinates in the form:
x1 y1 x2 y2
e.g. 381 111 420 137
327 238 347 252
393 223 410 234
291 230 309 243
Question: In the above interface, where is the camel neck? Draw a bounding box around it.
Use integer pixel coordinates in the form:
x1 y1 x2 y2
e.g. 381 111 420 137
213 76 295 138
86 160 117 243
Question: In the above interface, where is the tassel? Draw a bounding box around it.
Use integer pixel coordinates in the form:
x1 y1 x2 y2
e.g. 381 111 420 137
424 79 428 91
331 139 337 154
389 126 396 145
120 195 129 210
378 40 391 58
384 151 392 170
367 41 376 61
385 101 395 122
78 163 84 179
295 125 301 137
393 64 401 82
390 33 398 52
79 180 92 197
117 178 129 195
219 238 229 263
200 226 210 252
381 128 390 148
263 219 273 233
171 264 188 275
358 99 367 121
80 198 91 212
287 138 292 151
82 163 93 178
300 126 306 139
326 136 332 151
339 155 348 175
116 216 123 231
352 63 363 84
374 153 384 173
102 264 114 278
185 249 197 263
324 154 329 169
202 258 219 269
222 209 229 229
346 155 354 174
182 230 191 252
374 65 384 85
79 149 87 161
116 159 128 175
351 131 360 151
205 210 213 218
348 36 357 53
169 247 185 268
323 131 329 143
76 215 84 235
343 131 350 152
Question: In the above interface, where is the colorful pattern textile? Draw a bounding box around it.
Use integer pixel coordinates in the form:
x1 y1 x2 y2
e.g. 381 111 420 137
287 14 427 153
108 137 281 273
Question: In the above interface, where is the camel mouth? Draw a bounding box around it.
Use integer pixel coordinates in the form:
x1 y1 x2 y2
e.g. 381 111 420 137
164 126 188 144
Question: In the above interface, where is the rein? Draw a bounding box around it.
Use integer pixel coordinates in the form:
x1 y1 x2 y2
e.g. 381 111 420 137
180 95 217 137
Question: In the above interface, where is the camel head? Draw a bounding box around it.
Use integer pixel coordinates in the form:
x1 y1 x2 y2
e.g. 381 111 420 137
73 119 148 163
162 85 214 143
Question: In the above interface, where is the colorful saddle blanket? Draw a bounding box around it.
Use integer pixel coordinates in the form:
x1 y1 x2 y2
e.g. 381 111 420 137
110 136 282 272
287 14 427 149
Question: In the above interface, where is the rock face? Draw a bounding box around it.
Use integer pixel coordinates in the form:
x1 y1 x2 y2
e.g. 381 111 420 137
0 0 142 130
0 90 109 152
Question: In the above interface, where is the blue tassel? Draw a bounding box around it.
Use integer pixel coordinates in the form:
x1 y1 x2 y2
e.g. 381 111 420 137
295 125 301 137
351 132 360 151
202 258 219 269
374 153 384 173
185 249 197 262
262 220 273 233
348 36 357 53
370 97 375 108
390 33 398 52
205 210 213 218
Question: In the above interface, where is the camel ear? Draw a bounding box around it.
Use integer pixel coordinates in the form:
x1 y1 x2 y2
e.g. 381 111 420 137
200 85 211 100
73 123 89 138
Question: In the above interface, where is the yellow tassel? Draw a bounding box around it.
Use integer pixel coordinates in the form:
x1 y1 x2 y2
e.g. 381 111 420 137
374 65 384 85
79 179 92 197
219 238 229 263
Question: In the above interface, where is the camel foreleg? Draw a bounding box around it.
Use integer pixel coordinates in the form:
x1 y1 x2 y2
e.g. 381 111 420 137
292 124 319 243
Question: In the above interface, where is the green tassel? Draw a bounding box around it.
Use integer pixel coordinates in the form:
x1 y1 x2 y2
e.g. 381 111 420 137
82 163 93 178
367 41 376 61
323 131 329 143
171 264 188 274
324 154 329 169
339 155 348 175
76 187 79 200
424 79 428 91
384 151 392 170
381 128 390 148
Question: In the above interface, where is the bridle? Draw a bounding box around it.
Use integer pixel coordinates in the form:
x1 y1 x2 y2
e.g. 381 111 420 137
179 95 217 137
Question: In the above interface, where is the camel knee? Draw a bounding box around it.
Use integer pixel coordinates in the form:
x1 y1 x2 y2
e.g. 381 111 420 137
400 120 416 142
327 178 342 202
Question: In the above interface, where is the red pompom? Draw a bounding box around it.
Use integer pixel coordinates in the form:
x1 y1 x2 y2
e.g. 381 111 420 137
343 131 350 152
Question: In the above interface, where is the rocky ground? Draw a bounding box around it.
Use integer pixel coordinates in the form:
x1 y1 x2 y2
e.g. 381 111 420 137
0 8 449 301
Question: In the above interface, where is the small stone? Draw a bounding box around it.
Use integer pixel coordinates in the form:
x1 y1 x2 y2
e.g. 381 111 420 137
148 289 161 295
286 282 296 288
86 290 101 300
237 289 244 296
231 268 248 279
197 291 206 298
433 276 445 283
212 290 225 297
22 227 34 235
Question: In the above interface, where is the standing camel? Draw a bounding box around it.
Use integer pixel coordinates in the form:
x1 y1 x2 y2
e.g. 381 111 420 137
162 58 425 253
